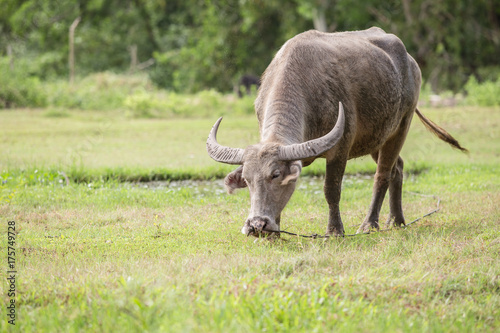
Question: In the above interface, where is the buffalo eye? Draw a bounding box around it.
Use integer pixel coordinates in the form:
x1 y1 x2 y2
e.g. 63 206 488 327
271 170 281 179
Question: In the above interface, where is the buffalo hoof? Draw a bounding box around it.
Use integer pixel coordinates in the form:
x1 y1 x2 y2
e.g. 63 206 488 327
326 230 344 237
356 220 380 234
386 216 405 228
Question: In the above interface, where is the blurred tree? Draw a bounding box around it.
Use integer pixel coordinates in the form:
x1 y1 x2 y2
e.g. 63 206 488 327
151 0 310 92
368 0 500 91
0 0 498 92
295 0 336 31
1 0 166 77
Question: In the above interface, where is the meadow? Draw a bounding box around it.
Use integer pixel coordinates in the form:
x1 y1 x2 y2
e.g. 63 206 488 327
1 101 499 331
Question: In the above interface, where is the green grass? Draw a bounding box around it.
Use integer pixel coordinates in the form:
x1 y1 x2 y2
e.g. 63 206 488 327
1 106 499 332
3 106 497 181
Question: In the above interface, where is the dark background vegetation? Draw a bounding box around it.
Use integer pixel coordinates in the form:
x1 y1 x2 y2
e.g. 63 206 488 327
0 0 499 98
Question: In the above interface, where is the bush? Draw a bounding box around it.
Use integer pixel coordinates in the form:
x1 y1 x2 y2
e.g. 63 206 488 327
419 75 500 108
0 57 47 109
123 89 255 118
2 67 256 117
464 76 500 106
123 89 165 118
45 72 154 110
148 51 179 91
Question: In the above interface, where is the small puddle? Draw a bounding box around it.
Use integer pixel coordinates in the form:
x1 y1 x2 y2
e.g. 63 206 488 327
131 179 227 197
129 174 373 198
296 174 372 195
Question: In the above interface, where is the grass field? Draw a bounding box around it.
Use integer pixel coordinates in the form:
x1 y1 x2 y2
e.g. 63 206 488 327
1 106 499 332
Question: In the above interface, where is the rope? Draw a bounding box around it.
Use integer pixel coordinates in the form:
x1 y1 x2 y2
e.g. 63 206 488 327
248 194 441 239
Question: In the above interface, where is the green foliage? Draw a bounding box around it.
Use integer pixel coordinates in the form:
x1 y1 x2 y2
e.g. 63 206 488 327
148 50 179 91
3 65 500 116
151 0 309 92
123 89 162 118
44 72 154 111
40 72 255 117
1 0 164 77
464 76 500 106
373 0 500 92
0 58 47 108
1 0 499 93
123 89 232 118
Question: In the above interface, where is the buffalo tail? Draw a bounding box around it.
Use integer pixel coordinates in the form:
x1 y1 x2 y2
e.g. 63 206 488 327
415 108 468 153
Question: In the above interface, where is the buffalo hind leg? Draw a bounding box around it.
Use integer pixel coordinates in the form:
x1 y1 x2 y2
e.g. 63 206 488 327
386 156 405 227
366 153 405 228
357 133 408 233
324 155 348 236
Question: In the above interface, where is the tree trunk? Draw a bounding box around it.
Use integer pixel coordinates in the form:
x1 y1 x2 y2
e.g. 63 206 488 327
312 7 328 32
129 44 138 73
69 17 81 84
7 44 13 70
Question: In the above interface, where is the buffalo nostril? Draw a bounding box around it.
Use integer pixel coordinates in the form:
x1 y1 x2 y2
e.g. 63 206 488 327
244 217 273 237
249 218 267 232
255 221 267 232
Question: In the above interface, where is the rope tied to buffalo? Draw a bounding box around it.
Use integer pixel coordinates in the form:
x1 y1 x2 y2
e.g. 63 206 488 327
247 192 441 239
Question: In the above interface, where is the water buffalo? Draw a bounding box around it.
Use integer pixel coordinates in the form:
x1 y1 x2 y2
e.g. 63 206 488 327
235 74 261 98
207 27 466 237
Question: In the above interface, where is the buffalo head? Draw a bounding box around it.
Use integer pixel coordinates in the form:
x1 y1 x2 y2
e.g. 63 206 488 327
207 103 345 237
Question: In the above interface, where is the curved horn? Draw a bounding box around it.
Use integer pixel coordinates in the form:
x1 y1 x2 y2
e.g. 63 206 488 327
278 102 345 161
206 117 245 165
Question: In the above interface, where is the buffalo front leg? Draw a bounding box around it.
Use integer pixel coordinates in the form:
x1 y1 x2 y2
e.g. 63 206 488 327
324 157 347 236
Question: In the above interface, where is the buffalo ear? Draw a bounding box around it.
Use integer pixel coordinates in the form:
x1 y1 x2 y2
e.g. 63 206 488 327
281 161 302 186
224 166 247 194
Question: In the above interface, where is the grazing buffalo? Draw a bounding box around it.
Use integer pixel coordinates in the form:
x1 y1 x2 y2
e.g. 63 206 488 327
235 74 261 98
207 27 466 237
